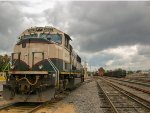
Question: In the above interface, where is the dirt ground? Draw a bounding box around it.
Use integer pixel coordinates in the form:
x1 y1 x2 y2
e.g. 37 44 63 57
36 102 76 113
0 100 13 106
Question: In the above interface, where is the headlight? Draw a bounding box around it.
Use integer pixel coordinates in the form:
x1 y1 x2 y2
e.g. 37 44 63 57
39 65 43 69
52 74 56 77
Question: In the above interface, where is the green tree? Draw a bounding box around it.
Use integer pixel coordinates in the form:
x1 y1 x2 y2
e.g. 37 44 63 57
127 70 134 74
136 70 142 73
0 54 10 71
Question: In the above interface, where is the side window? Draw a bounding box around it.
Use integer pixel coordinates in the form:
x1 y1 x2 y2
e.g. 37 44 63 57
64 34 71 48
65 63 68 70
22 42 26 48
22 34 37 39
65 38 69 48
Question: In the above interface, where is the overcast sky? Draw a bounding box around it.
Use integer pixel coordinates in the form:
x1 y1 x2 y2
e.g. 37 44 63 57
0 1 150 71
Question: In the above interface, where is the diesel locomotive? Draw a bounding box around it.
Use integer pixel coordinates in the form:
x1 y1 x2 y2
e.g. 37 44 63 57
3 26 84 102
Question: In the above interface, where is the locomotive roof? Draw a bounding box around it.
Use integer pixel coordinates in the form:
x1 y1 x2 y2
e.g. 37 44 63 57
19 26 72 40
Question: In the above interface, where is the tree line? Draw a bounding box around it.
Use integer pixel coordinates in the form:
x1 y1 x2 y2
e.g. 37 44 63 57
0 54 10 71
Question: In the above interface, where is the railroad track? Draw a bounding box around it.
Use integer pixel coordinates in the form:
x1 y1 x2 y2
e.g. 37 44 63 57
96 78 150 113
107 77 150 87
101 77 150 106
0 102 44 113
104 77 150 95
0 91 68 113
126 77 150 84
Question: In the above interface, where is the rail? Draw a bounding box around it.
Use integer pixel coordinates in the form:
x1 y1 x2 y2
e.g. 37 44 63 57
100 77 150 110
96 81 119 113
0 102 42 113
105 77 150 94
96 77 150 113
2 59 17 79
107 77 150 87
2 61 10 72
0 93 66 113
0 102 17 111
2 60 12 78
47 58 59 88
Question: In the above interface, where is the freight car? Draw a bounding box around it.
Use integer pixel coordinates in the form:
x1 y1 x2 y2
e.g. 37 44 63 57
104 69 126 78
3 26 84 102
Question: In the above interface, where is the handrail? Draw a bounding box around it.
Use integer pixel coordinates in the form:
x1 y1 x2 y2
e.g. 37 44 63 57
2 61 10 72
2 60 12 78
47 58 59 88
3 58 17 80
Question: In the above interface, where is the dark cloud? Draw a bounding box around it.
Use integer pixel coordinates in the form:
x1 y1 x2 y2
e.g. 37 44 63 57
45 1 150 53
0 1 47 53
137 45 150 57
0 1 150 70
0 2 23 52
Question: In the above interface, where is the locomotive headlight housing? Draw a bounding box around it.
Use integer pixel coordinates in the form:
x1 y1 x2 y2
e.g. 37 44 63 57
39 65 43 69
52 74 56 77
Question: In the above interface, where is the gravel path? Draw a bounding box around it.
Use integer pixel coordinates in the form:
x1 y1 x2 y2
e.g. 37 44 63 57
62 79 103 113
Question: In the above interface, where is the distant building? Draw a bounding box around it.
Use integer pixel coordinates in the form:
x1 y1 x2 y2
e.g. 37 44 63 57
98 67 105 76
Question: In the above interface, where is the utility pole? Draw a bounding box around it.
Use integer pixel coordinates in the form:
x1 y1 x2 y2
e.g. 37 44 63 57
90 64 92 76
84 60 87 78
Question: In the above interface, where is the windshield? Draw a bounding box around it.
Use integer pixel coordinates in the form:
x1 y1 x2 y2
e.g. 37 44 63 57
21 34 38 39
40 33 62 44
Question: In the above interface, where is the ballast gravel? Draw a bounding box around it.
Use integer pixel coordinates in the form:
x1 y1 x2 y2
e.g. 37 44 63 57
61 79 103 113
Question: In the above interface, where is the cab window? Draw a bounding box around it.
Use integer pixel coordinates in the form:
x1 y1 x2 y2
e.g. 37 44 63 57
40 33 47 39
65 38 69 48
22 34 38 39
40 33 62 44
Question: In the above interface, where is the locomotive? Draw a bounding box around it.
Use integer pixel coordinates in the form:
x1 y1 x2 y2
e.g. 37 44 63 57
3 26 84 102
